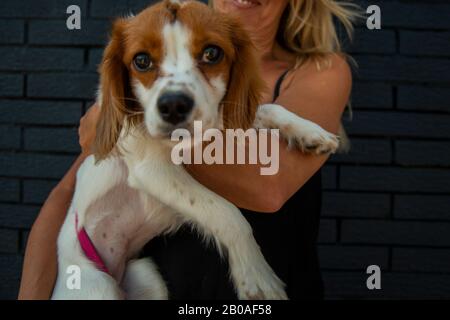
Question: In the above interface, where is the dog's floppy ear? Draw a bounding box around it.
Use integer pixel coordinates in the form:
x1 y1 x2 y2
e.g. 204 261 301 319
221 19 265 130
93 18 133 161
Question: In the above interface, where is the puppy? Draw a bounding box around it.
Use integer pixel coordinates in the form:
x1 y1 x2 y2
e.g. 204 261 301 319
52 0 338 300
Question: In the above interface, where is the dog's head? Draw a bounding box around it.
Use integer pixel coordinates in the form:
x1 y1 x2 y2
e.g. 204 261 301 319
94 0 264 160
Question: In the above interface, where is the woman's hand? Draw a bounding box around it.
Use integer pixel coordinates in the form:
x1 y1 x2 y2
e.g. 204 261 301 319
79 103 101 155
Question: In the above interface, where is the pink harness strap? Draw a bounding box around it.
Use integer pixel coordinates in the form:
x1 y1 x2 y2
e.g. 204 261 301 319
75 212 110 275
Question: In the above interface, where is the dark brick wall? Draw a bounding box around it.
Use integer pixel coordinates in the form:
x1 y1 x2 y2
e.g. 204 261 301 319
0 0 449 300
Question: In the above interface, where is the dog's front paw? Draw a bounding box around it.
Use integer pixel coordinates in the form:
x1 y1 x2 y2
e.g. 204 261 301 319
289 127 339 155
255 104 340 155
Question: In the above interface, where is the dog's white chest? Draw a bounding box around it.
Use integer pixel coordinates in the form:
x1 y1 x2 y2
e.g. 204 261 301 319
82 166 176 281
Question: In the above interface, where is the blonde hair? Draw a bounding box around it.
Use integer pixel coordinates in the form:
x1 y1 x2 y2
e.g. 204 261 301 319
210 0 360 69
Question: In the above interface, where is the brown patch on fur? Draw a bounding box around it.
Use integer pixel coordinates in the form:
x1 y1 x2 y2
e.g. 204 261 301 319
93 18 130 161
92 4 170 161
220 18 265 131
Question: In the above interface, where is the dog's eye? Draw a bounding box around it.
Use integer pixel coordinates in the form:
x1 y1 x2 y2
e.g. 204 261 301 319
133 53 153 72
201 46 223 64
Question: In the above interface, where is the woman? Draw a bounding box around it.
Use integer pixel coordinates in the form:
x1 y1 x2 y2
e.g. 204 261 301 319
19 0 356 300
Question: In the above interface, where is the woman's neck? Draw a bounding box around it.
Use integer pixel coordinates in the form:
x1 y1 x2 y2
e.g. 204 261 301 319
250 27 277 60
249 26 294 64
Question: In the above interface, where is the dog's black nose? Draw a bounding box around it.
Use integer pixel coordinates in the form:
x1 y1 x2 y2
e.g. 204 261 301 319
157 92 194 125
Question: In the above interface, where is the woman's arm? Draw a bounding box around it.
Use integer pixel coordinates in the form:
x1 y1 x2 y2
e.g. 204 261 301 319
18 105 100 300
186 55 352 213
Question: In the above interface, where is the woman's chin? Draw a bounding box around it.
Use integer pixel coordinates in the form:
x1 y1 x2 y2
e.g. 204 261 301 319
220 0 262 27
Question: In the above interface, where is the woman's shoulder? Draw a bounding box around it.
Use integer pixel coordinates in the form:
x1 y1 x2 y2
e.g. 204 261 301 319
288 54 352 88
282 53 352 110
274 53 352 133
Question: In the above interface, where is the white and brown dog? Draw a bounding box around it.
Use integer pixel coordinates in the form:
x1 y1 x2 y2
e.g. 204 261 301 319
52 0 339 300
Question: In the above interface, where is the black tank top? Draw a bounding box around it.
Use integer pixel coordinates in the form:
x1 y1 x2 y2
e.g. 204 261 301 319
143 70 324 300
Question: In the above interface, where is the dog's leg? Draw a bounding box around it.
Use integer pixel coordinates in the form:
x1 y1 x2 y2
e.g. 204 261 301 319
254 103 340 154
122 258 168 300
128 157 287 300
72 155 128 227
53 155 129 299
